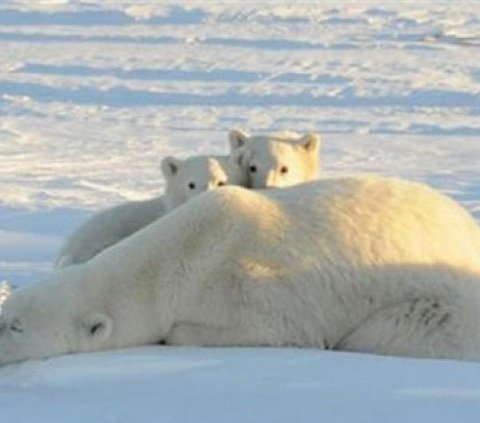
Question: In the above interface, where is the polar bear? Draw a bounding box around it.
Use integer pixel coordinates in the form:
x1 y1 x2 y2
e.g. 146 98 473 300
2 175 480 365
55 154 247 268
229 129 321 189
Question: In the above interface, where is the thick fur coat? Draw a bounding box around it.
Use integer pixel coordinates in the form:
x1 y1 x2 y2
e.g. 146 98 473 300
55 155 246 267
2 176 480 364
229 129 321 188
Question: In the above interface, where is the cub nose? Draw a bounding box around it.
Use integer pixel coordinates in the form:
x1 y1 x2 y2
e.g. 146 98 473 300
265 171 279 188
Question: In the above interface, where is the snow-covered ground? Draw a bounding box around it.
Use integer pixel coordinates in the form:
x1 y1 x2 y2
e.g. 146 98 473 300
3 347 480 423
0 1 479 421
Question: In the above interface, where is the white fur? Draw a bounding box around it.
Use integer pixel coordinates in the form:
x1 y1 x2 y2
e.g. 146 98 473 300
229 129 321 188
55 155 247 268
160 154 247 210
3 176 480 364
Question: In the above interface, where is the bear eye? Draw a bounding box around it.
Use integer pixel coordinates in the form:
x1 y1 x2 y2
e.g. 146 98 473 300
217 181 226 187
249 165 257 173
188 182 196 190
89 322 105 336
280 165 289 174
10 320 23 333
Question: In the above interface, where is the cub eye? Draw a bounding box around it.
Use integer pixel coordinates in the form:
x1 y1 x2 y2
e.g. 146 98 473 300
280 166 289 174
249 165 257 173
188 182 196 190
217 181 226 187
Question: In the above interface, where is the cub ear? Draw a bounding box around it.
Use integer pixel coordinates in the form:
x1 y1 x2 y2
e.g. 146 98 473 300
160 156 182 179
298 132 321 153
228 129 250 152
82 312 112 342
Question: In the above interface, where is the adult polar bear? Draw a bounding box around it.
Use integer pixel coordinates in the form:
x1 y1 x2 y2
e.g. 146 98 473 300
2 176 480 364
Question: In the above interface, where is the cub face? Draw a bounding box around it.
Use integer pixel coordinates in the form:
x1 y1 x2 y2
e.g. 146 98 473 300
229 130 321 189
161 155 248 209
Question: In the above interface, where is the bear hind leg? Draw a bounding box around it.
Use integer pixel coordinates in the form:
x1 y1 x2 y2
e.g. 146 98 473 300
336 298 478 360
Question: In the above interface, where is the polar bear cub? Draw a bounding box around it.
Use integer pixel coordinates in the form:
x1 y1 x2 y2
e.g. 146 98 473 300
161 154 246 209
229 129 321 189
55 155 247 268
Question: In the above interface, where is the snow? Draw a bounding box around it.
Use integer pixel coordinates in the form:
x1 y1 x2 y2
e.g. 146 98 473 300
0 1 479 421
3 347 480 423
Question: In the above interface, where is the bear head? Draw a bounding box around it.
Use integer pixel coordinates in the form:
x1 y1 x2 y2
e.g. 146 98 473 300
161 155 248 210
229 130 321 189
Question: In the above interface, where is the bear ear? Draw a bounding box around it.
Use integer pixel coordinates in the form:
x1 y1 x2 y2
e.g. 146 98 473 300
298 132 321 153
161 156 182 179
82 312 112 343
228 129 250 152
